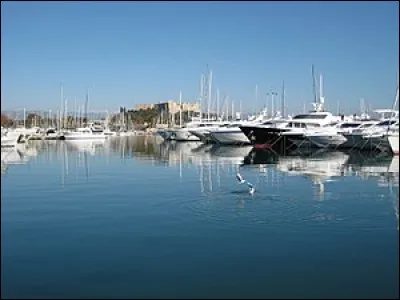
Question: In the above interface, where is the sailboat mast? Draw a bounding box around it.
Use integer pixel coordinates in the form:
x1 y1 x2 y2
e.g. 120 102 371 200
207 69 212 120
216 89 220 120
200 74 204 121
60 84 64 130
281 81 285 118
179 90 182 127
85 89 89 127
226 96 229 121
231 101 234 121
255 84 258 115
64 98 68 129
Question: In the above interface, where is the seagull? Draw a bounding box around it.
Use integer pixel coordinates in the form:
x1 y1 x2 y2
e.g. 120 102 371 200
236 172 255 194
247 182 255 195
236 172 246 184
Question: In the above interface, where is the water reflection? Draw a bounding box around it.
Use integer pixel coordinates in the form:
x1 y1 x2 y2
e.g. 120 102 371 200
2 137 398 221
3 137 399 188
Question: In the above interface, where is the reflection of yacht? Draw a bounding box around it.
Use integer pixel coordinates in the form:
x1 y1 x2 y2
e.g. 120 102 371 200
1 143 40 174
1 148 30 165
207 145 252 164
276 151 349 182
65 139 106 155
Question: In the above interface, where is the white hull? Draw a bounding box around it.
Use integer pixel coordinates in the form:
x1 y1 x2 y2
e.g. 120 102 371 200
1 133 22 147
188 130 214 142
209 130 250 145
172 128 201 141
388 133 399 155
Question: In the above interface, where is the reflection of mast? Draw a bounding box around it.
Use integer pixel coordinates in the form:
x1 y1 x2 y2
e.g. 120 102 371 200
208 162 212 192
179 147 182 180
199 157 204 193
84 152 89 181
61 143 65 187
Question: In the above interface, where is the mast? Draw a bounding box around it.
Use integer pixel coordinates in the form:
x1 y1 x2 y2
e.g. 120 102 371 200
74 97 77 128
271 91 277 118
255 84 258 115
85 89 89 127
226 96 229 121
231 101 234 121
216 89 220 121
207 68 212 120
281 81 285 118
239 99 242 120
179 90 182 127
64 98 68 129
200 74 204 120
60 84 64 130
319 74 324 111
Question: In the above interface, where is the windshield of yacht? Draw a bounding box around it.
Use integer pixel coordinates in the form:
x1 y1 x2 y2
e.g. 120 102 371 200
377 120 397 126
360 123 375 128
292 114 328 120
338 123 362 128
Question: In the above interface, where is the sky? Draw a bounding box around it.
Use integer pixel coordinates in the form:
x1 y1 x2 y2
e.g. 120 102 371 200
1 1 399 115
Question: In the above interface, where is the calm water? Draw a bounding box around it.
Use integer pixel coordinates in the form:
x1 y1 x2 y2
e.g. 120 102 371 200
1 136 399 299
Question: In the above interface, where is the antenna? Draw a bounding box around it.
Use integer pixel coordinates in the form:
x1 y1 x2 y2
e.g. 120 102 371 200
312 65 317 105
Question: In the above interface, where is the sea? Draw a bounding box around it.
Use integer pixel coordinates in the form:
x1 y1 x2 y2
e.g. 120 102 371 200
1 136 399 299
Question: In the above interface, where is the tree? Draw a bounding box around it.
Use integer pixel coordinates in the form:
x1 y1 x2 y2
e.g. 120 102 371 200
1 114 14 127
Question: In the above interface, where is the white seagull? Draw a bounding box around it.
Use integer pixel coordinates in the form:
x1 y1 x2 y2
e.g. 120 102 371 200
236 172 255 194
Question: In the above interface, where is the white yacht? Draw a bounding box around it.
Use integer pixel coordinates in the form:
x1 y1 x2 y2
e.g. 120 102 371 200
63 123 107 140
166 120 227 142
1 128 24 147
305 120 376 149
278 111 342 148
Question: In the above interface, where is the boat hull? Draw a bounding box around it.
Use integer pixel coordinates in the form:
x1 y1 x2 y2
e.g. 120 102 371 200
388 132 399 155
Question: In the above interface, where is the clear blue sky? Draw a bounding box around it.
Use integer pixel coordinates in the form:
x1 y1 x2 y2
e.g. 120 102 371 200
1 1 399 114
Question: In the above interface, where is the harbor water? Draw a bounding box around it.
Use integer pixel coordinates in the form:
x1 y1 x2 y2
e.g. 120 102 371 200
1 136 399 299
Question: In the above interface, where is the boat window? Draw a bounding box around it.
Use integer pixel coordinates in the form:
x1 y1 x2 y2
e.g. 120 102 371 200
360 123 374 128
339 123 362 128
292 114 328 120
377 120 397 126
307 123 321 128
